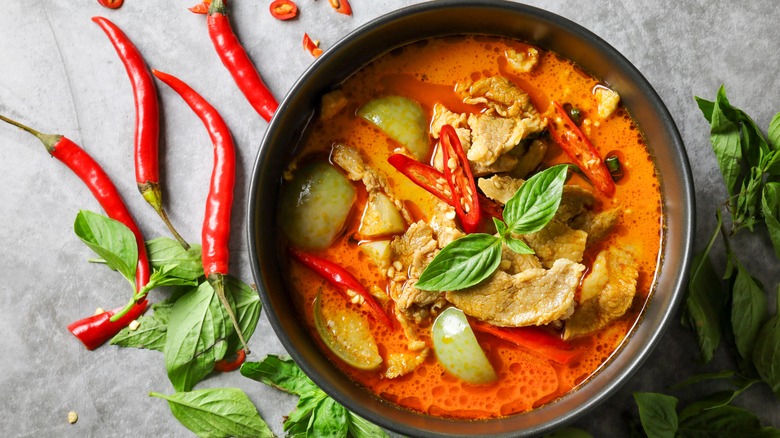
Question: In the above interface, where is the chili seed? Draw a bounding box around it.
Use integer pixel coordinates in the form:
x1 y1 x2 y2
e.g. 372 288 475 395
68 411 78 424
94 307 105 315
128 320 140 331
447 157 457 170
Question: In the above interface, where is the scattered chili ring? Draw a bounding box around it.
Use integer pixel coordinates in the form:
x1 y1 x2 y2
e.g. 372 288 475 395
289 247 393 328
439 124 481 233
469 319 582 365
302 33 323 58
214 349 247 372
97 0 123 9
206 0 279 123
328 0 352 16
548 101 616 197
270 0 298 20
189 0 211 15
152 69 249 353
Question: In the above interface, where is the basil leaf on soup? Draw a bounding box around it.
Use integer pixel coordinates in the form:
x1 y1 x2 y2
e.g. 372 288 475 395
415 234 502 291
730 258 768 361
762 182 780 258
150 388 272 438
504 235 534 255
633 392 679 438
74 210 137 288
146 237 204 280
753 286 780 397
503 164 567 235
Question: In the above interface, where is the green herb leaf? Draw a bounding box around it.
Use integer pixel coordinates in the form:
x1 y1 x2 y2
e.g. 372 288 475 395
762 182 780 259
753 285 780 397
147 237 204 280
110 304 171 351
633 392 679 438
503 164 568 235
493 217 508 237
143 265 200 292
309 397 349 437
415 233 503 291
73 210 137 288
240 355 318 396
731 258 768 361
678 404 780 436
150 388 272 438
285 390 328 434
707 86 743 197
678 380 759 421
694 96 715 122
733 166 763 232
769 112 780 150
224 276 261 355
348 411 388 438
165 282 230 392
504 235 534 254
668 370 735 390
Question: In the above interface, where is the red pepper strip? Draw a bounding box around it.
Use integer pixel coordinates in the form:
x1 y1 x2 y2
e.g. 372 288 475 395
270 0 298 20
548 101 616 197
328 0 352 16
152 69 249 353
92 17 190 250
302 33 323 58
469 319 582 365
387 153 503 223
289 247 394 328
189 0 211 14
0 115 151 348
97 0 123 9
438 125 481 233
207 0 279 123
214 349 247 372
67 301 148 351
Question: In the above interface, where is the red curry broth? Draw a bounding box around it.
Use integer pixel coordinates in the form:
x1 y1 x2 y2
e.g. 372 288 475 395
284 35 662 419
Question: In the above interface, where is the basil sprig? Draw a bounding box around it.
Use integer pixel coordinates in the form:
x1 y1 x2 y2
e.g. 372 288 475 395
415 164 567 291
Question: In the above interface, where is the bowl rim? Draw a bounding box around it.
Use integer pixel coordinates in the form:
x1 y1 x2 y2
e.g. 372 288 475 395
247 0 695 436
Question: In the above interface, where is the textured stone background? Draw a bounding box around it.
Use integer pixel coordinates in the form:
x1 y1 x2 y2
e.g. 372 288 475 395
0 0 778 436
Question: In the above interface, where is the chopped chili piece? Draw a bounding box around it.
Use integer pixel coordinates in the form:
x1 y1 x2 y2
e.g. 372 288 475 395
214 349 247 372
439 124 481 233
289 247 393 328
68 301 149 350
302 33 323 58
328 0 352 16
98 0 123 9
189 0 211 15
548 101 616 197
469 319 582 365
270 0 298 20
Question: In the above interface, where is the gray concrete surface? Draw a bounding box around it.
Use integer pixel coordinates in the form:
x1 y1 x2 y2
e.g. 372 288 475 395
0 0 778 436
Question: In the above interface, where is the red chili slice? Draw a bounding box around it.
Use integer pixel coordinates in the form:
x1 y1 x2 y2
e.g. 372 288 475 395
302 33 323 57
548 101 616 197
328 0 352 16
270 0 298 21
289 247 393 328
439 124 481 233
98 0 123 9
469 319 582 365
214 349 247 372
188 0 210 14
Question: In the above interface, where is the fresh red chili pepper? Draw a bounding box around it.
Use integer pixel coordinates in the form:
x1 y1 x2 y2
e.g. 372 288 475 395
548 101 616 197
92 17 191 250
469 318 582 365
214 349 247 372
0 115 151 348
289 247 394 328
387 153 503 224
97 0 123 9
328 0 352 16
189 0 211 14
439 125 481 233
68 301 148 350
205 0 278 123
302 33 323 58
270 0 298 20
152 69 249 353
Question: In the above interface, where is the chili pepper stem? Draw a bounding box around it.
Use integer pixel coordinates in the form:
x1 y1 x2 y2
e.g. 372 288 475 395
139 182 191 250
208 0 225 14
0 114 62 153
210 273 250 353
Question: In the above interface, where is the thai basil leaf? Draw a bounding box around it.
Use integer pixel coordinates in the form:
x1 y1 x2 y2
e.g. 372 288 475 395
348 411 389 438
678 380 759 421
753 285 780 397
505 235 534 254
682 216 728 363
769 112 780 150
762 182 780 259
668 370 735 390
731 258 768 361
150 388 272 438
165 281 230 392
111 305 170 351
678 404 780 436
734 166 763 232
493 217 508 237
503 164 567 235
146 237 204 280
73 210 137 288
694 96 715 123
738 109 769 168
142 265 199 294
707 86 743 197
240 355 318 396
285 390 328 434
224 275 262 354
310 397 349 438
415 233 503 291
633 392 678 438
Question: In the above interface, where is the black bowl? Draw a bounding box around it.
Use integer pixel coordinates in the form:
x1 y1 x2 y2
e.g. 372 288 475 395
247 1 694 436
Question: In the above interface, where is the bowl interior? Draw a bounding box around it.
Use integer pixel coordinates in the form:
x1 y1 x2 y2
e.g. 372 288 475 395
248 1 694 436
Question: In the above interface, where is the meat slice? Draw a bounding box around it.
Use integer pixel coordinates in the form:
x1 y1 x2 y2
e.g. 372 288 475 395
509 139 547 179
385 347 429 379
460 76 540 120
558 185 596 222
446 258 585 327
466 113 527 166
594 86 620 119
571 208 622 247
524 221 587 269
478 175 524 205
564 246 638 339
505 47 539 73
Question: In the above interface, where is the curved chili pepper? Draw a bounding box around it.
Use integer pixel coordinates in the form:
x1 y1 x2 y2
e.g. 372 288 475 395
469 318 582 365
93 16 190 250
152 69 249 353
548 101 616 197
289 247 393 328
68 301 148 350
439 125 481 232
214 349 247 372
270 0 298 20
0 115 151 349
328 0 352 16
206 0 278 123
